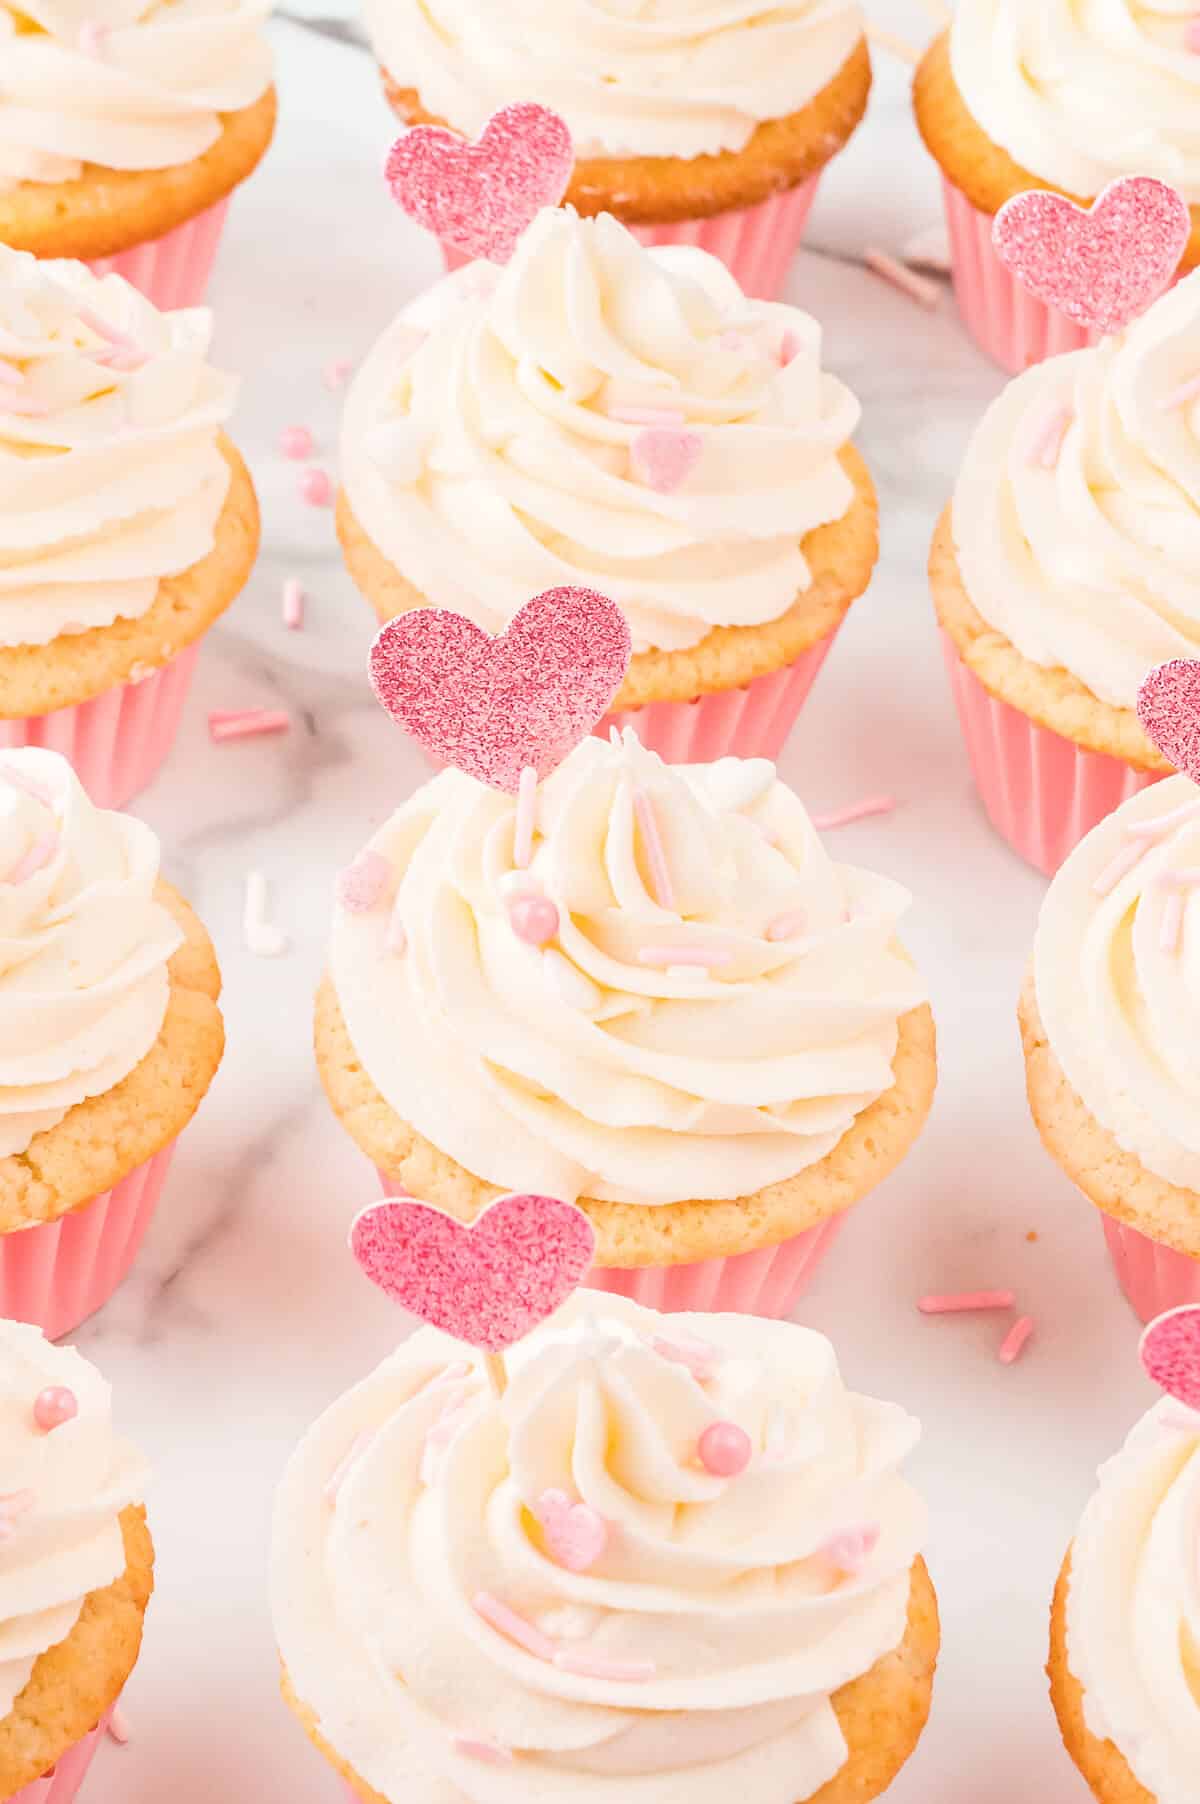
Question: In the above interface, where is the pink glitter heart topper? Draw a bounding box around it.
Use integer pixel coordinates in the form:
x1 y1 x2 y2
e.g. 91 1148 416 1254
350 1193 596 1352
992 177 1191 334
369 587 631 793
1140 1306 1200 1412
385 102 574 263
1138 660 1200 783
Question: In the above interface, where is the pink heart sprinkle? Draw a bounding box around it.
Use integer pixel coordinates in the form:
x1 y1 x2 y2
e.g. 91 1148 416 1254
1137 659 1200 783
631 428 702 495
821 1524 880 1576
1141 1306 1200 1411
337 850 392 914
369 587 631 794
992 177 1191 334
534 1489 609 1572
386 102 574 263
350 1192 596 1351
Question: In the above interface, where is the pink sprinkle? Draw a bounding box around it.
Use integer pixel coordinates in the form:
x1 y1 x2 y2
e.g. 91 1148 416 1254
630 427 702 494
651 1335 719 1380
698 1420 752 1477
508 894 559 946
999 1316 1036 1366
208 709 290 743
473 1592 557 1662
282 578 305 631
633 789 675 911
76 307 129 350
821 1524 881 1576
609 406 686 427
4 832 57 886
779 329 801 366
280 425 315 460
324 1429 376 1503
77 19 108 55
1188 15 1200 51
812 795 896 831
919 1290 1016 1315
1093 838 1149 896
637 944 735 968
2 394 50 418
553 1651 656 1683
865 248 940 311
1028 406 1074 468
452 1738 513 1766
300 468 334 507
513 765 537 869
1159 372 1200 412
337 849 392 914
766 911 807 942
107 1708 131 1747
1161 887 1186 955
33 1387 77 1432
323 359 354 391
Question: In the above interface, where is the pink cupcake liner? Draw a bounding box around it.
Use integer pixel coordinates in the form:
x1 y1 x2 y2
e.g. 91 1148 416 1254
8 1706 114 1804
1101 1215 1200 1323
441 174 820 301
0 1145 176 1343
0 640 201 811
376 1166 843 1320
940 630 1164 876
600 629 839 763
86 198 231 310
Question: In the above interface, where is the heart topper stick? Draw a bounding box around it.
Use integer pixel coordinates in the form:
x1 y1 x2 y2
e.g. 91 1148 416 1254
385 101 574 264
1137 659 1200 785
992 176 1191 336
1140 1306 1200 1414
350 1192 597 1396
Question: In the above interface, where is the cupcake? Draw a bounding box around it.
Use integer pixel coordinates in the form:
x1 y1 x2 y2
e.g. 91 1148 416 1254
0 246 260 808
929 268 1200 874
0 748 224 1340
0 1320 152 1803
1049 1393 1195 1802
339 206 878 765
0 0 275 310
315 729 936 1318
914 8 1200 372
1019 770 1200 1322
366 0 871 300
273 1291 939 1802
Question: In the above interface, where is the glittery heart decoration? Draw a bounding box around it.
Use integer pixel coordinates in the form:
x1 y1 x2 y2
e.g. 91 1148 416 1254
1137 659 1200 782
534 1489 609 1573
369 587 631 793
385 102 574 263
992 177 1191 334
1140 1306 1200 1412
349 1193 596 1353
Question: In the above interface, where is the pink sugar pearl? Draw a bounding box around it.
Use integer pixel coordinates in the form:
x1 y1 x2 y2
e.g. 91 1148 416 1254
34 1387 78 1432
508 895 559 946
280 425 314 461
300 468 333 507
698 1420 752 1477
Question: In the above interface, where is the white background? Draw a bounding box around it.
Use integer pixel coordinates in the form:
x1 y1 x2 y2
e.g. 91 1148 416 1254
71 4 1157 1799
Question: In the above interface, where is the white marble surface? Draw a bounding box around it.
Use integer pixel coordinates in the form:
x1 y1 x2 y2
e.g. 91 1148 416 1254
68 7 1162 1801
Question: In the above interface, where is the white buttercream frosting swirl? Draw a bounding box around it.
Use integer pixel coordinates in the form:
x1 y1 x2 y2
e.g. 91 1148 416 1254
1035 772 1200 1192
0 1319 148 1718
0 246 237 650
366 0 864 161
329 731 925 1208
0 748 181 1158
1067 1398 1200 1804
952 269 1200 711
343 207 862 656
272 1292 926 1804
950 0 1200 203
0 0 273 191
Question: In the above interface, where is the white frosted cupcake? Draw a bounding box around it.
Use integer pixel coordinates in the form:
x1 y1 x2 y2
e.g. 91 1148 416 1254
0 247 259 806
315 730 935 1317
338 207 878 764
1049 1396 1198 1803
273 1293 939 1803
0 1321 152 1803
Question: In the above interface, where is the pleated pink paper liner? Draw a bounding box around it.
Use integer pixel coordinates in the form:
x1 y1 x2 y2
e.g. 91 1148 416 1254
86 199 230 310
7 1706 115 1804
0 1146 176 1344
940 631 1164 876
0 642 201 812
1102 1217 1200 1323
